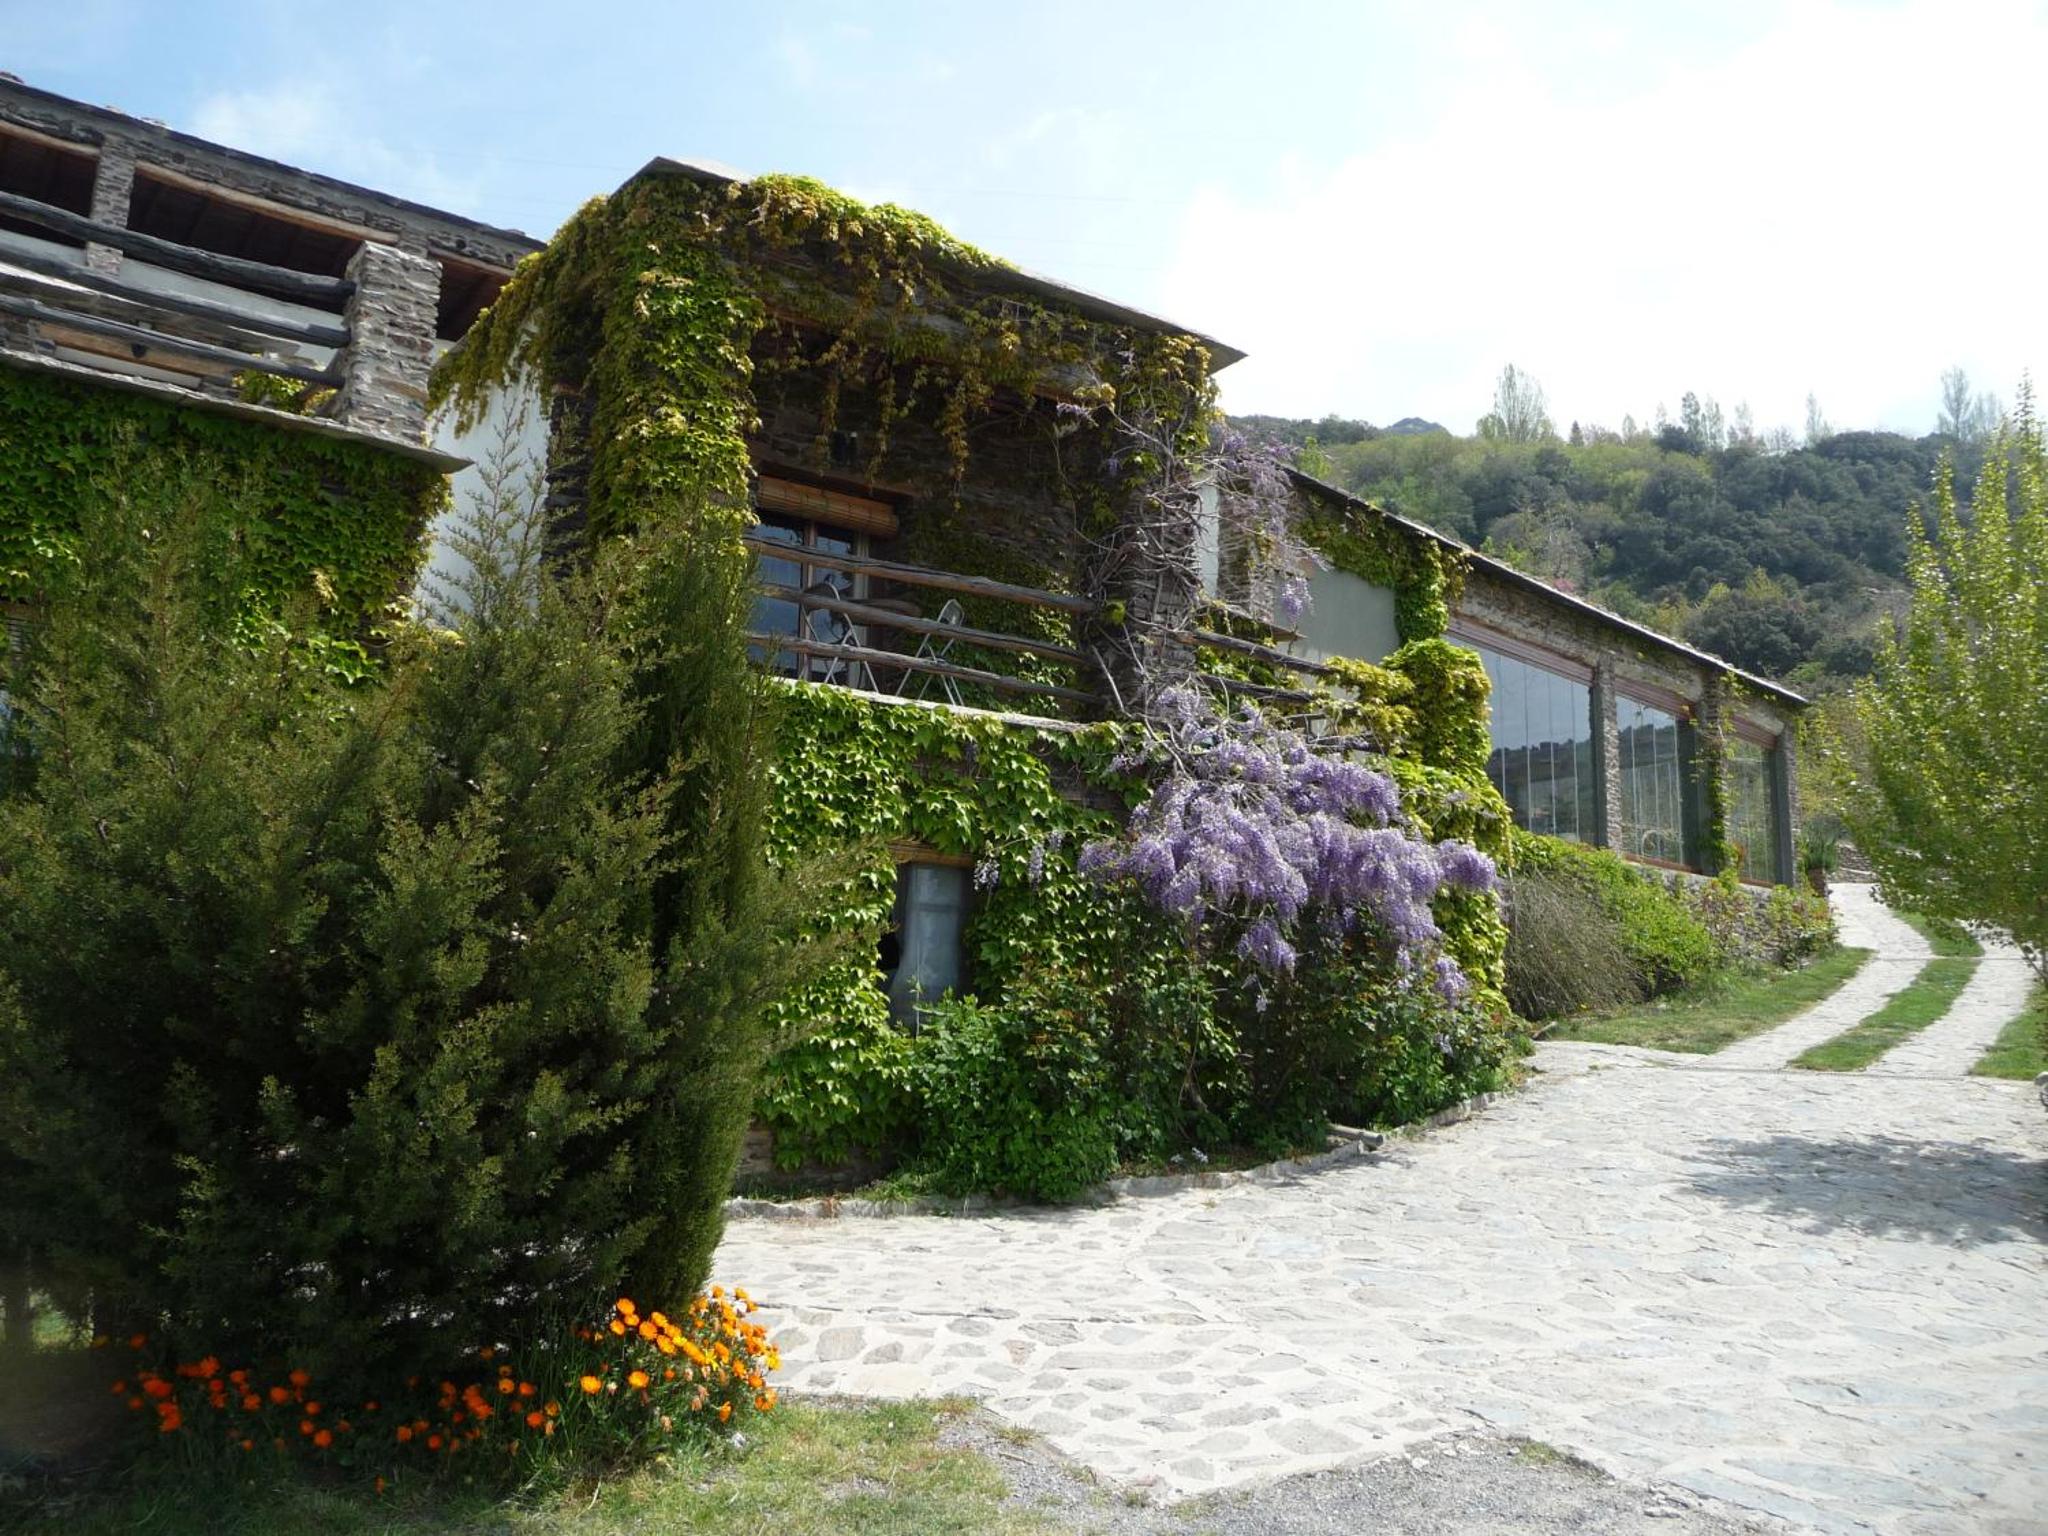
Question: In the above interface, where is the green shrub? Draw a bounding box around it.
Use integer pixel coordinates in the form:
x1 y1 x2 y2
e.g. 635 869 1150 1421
911 990 1120 1203
1682 875 1836 968
1509 832 1721 998
0 461 847 1381
1502 867 1649 1020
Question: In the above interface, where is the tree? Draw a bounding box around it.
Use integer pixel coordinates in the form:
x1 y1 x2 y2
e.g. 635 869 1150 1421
1938 366 2002 443
0 449 849 1375
1681 392 1727 452
1805 392 1831 446
1476 364 1555 443
1848 392 2047 976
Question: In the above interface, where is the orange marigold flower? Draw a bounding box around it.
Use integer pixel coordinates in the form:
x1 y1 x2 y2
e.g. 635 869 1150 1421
304 1401 321 1416
544 1400 560 1417
126 1397 144 1412
517 1381 536 1398
313 1429 333 1449
267 1385 291 1405
579 1375 602 1395
638 1320 657 1340
242 1394 261 1411
627 1370 650 1390
525 1410 545 1429
299 1420 314 1436
364 1401 378 1412
288 1369 311 1388
240 1438 254 1452
157 1412 181 1434
395 1425 414 1443
478 1345 495 1360
608 1319 627 1336
717 1402 732 1423
615 1297 635 1316
127 1333 146 1350
143 1378 174 1400
496 1377 514 1395
426 1434 443 1451
375 1476 387 1495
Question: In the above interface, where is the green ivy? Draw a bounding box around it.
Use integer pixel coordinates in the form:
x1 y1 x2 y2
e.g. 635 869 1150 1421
0 367 443 630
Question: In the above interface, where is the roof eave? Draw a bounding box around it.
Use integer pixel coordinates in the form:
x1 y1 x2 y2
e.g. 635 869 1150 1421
626 156 1246 370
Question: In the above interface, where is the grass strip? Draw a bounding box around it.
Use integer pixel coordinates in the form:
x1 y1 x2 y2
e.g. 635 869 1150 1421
1970 982 2048 1080
3 1397 1063 1536
1791 958 1976 1071
1547 945 1871 1055
1894 909 1984 958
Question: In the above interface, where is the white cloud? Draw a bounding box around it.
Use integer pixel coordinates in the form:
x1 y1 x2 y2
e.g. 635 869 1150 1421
190 80 483 217
1163 0 2048 436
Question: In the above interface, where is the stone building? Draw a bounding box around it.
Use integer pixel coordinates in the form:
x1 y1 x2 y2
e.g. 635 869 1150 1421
0 76 1804 910
0 72 538 465
1286 477 1806 887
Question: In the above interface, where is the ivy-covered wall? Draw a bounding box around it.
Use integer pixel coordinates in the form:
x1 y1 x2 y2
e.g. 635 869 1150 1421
0 366 444 633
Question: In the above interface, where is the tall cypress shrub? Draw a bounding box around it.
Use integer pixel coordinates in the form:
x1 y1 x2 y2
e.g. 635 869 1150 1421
0 452 848 1377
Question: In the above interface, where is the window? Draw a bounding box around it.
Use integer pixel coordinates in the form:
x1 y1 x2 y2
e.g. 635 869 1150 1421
750 513 861 682
1728 735 1784 884
881 862 971 1028
1473 643 1596 842
1616 695 1699 868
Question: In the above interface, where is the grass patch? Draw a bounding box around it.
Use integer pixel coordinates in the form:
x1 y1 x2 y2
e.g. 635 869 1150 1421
1895 909 1984 958
1971 982 2048 1080
1 1398 1062 1536
1546 946 1871 1054
1791 958 1976 1072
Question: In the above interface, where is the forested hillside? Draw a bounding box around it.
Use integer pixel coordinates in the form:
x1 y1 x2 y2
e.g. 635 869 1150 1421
1236 369 2005 691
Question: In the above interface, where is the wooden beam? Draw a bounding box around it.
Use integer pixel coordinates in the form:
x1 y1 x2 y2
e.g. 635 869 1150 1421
1192 671 1319 705
742 532 1096 616
0 292 341 387
0 189 354 307
749 633 1096 706
760 582 1082 663
0 241 349 346
1181 627 1337 678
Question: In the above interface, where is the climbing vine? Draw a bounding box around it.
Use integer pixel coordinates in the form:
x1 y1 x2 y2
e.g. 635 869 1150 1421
0 366 442 636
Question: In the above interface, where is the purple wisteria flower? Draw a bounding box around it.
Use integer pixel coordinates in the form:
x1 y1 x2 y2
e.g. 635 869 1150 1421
1082 684 1495 992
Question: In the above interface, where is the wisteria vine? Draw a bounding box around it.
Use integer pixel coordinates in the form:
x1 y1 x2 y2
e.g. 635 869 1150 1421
1077 685 1495 1000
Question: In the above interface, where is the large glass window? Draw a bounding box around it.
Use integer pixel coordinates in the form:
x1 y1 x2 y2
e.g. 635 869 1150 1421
1728 736 1783 885
1616 696 1698 868
1474 644 1595 842
750 513 860 682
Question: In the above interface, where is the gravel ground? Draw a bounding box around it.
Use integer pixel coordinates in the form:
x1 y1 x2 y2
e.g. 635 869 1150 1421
940 1407 1779 1535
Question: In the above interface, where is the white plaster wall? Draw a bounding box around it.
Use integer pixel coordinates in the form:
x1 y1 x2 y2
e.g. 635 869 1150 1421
420 360 548 610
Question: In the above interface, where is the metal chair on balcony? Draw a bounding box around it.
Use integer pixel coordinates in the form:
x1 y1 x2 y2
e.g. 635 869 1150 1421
800 580 876 691
907 599 966 706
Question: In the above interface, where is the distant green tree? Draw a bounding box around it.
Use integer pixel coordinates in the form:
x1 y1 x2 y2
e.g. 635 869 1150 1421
1849 394 2047 976
1937 366 2001 443
1476 364 1555 443
1805 392 1831 446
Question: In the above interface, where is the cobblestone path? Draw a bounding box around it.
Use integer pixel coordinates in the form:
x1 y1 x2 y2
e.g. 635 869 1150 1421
716 1048 2048 1534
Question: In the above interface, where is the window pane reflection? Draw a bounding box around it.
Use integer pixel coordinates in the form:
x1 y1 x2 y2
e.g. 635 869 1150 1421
1474 644 1592 843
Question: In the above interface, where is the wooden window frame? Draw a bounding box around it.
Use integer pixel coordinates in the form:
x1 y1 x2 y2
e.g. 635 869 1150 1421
1448 617 1594 684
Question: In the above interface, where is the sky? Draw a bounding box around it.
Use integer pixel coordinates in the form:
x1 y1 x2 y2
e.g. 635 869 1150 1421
7 0 2042 438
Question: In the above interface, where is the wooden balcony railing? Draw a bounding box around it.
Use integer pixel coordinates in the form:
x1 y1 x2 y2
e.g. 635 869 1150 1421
0 186 353 397
742 532 1097 709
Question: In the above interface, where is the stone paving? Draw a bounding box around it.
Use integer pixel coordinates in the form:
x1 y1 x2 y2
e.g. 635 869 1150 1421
718 1071 2046 1532
1709 884 1933 1072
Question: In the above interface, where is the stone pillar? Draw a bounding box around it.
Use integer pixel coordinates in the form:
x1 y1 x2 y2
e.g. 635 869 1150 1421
1589 655 1623 851
84 135 137 275
332 241 440 443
